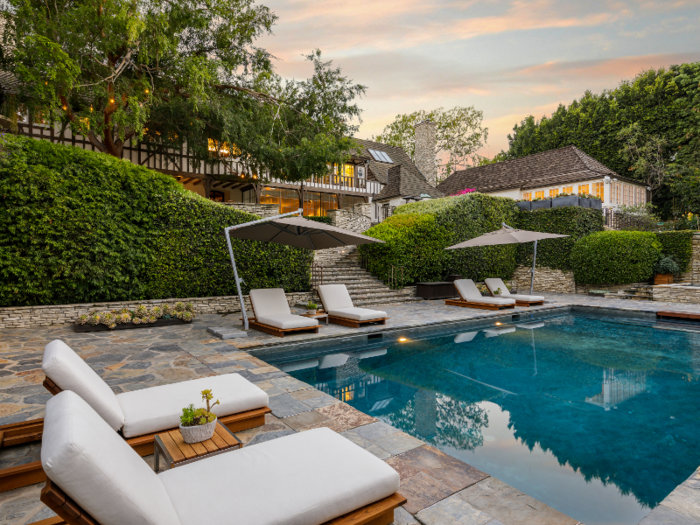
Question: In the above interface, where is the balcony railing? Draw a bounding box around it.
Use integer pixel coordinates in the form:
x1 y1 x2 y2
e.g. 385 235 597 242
268 174 382 195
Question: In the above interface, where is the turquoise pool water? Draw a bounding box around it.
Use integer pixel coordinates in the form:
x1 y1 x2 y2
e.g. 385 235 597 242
268 314 700 525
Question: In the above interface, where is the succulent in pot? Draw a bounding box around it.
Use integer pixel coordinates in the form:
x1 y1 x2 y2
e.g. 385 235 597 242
306 301 319 315
179 389 220 444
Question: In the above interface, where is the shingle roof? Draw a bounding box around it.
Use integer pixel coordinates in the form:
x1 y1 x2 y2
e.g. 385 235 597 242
437 145 640 195
352 138 443 201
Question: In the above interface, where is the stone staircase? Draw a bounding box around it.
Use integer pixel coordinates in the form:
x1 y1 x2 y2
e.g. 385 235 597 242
313 247 418 307
609 284 654 301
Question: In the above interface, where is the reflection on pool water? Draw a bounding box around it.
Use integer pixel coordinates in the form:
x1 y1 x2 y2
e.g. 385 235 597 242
266 315 700 525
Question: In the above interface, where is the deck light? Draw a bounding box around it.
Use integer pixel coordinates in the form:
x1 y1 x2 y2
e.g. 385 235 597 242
495 322 502 326
398 337 408 342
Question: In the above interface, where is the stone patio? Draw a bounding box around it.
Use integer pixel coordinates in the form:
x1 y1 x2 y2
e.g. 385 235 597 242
2 293 700 524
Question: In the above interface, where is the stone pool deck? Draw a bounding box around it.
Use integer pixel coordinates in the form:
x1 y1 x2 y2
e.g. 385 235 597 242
2 293 700 524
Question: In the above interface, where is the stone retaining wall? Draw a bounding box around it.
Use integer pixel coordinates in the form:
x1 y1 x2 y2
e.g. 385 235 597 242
221 202 280 218
512 266 576 294
652 285 700 304
0 292 313 330
326 208 371 234
679 232 700 284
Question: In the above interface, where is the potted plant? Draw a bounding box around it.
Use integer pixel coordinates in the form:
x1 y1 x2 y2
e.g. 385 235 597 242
179 389 220 444
530 197 551 210
552 192 580 208
653 256 680 285
516 199 531 211
589 194 603 210
306 301 319 315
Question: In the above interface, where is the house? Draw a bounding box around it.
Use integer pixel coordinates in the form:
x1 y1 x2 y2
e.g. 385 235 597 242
437 146 648 208
15 115 440 223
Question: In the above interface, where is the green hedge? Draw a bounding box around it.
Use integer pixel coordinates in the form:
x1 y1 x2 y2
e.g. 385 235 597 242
147 192 312 298
359 193 520 284
655 231 693 273
571 231 662 285
0 136 312 307
516 207 605 271
303 215 332 225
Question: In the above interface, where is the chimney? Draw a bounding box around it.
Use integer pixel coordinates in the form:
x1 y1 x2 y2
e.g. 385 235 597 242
414 120 437 187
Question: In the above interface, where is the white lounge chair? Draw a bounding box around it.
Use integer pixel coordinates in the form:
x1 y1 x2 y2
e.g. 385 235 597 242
40 391 406 525
484 278 545 306
249 288 319 337
446 279 516 311
317 284 388 328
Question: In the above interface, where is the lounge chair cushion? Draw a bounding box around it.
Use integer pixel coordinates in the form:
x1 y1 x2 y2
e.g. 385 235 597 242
484 278 545 302
250 288 292 317
160 427 400 525
329 307 387 321
256 314 319 330
42 340 126 432
318 284 354 311
454 279 515 305
42 391 182 525
117 373 269 438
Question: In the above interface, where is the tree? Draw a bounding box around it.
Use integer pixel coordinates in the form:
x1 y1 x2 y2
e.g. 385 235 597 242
1 0 365 188
373 106 488 182
617 123 669 199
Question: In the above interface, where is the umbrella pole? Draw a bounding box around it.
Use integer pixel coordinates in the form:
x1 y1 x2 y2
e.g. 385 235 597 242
530 240 538 296
224 208 304 331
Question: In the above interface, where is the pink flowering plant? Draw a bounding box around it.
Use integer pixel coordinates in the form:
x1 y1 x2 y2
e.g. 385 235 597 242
450 188 476 196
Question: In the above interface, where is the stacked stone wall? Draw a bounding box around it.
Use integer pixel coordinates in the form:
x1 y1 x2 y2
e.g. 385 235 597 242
511 266 576 294
221 202 280 218
0 292 312 330
652 286 700 304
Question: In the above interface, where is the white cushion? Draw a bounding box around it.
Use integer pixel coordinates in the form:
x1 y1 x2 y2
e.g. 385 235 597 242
250 288 291 317
42 340 126 432
454 280 515 305
484 327 516 338
318 353 350 369
484 278 511 296
329 307 387 321
510 294 545 302
318 284 354 311
257 314 319 330
41 391 182 525
117 373 269 438
454 331 478 343
160 428 400 525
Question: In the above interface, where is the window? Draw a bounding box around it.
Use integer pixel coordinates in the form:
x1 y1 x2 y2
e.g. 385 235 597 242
535 190 545 200
522 192 532 201
577 184 590 196
615 183 621 204
343 164 354 178
261 187 300 214
368 149 393 163
304 192 338 217
341 195 365 211
562 186 573 194
549 188 559 198
209 190 224 202
623 184 630 206
593 182 604 199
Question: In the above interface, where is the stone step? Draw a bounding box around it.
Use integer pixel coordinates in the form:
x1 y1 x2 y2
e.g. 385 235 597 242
608 293 652 301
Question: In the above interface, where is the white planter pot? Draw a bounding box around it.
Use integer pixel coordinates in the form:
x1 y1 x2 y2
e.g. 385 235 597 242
307 309 317 315
179 418 217 444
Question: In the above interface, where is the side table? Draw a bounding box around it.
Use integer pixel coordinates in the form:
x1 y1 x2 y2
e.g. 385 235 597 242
154 421 242 472
301 312 329 326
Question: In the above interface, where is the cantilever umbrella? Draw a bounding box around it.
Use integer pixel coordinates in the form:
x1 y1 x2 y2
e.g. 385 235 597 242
224 208 384 330
445 224 569 295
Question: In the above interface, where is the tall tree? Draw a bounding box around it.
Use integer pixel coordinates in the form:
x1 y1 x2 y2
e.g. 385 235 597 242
617 123 669 198
373 106 488 182
1 0 365 185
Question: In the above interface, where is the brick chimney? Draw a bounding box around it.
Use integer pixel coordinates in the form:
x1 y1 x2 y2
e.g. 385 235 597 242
414 120 437 187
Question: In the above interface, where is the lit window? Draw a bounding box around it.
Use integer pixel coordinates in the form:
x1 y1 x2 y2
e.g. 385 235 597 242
562 186 573 194
549 188 559 198
593 182 604 199
535 190 545 200
522 192 532 201
343 164 354 178
578 184 590 195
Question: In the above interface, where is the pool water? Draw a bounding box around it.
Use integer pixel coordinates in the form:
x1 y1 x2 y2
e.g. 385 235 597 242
269 315 700 525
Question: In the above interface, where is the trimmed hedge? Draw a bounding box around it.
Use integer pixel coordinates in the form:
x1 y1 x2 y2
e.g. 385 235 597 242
303 215 333 225
655 231 693 273
0 136 312 307
516 207 605 271
571 231 662 285
147 192 312 298
360 193 520 283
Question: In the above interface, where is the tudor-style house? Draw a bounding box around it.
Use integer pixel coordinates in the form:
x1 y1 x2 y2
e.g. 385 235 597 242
438 146 649 208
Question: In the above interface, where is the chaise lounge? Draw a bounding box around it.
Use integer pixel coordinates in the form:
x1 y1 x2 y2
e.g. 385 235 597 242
484 278 545 306
317 284 388 328
40 391 406 525
249 288 320 337
0 340 270 492
445 279 516 311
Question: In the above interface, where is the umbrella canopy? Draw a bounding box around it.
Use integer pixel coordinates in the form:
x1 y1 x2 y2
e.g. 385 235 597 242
228 216 384 250
446 227 568 249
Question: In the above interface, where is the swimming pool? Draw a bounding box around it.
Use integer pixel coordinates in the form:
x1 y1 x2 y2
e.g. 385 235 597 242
264 312 700 525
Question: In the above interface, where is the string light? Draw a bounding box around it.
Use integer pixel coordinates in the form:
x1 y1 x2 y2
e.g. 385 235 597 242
145 89 149 94
110 98 115 104
90 106 93 112
62 105 67 110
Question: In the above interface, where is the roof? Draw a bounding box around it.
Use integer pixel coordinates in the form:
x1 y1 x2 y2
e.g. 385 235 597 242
375 164 444 201
437 145 642 195
351 137 443 200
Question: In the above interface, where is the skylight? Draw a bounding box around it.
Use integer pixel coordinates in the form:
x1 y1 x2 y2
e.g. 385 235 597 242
368 149 393 163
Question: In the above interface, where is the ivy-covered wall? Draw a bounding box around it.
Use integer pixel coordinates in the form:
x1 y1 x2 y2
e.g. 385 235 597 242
655 231 693 273
0 136 312 307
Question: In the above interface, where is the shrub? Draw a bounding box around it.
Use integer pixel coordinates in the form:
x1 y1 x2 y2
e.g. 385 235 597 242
360 193 520 283
654 256 680 275
516 207 605 271
571 231 662 285
303 215 332 225
655 231 693 273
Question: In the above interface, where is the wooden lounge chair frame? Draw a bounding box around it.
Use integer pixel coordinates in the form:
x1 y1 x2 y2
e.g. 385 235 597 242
248 298 320 337
328 315 387 329
39 478 407 525
445 286 515 311
0 379 271 493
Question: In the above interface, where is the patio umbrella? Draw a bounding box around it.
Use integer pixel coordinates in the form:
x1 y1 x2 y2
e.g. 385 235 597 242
224 208 384 330
445 224 569 295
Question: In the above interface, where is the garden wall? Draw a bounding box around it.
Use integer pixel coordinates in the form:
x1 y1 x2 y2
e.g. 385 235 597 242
0 291 313 330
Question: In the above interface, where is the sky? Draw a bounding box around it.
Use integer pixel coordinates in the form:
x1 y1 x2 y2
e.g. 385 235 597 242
257 0 700 159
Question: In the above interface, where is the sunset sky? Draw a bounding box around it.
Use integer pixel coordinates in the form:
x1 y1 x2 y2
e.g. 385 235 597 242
258 0 700 158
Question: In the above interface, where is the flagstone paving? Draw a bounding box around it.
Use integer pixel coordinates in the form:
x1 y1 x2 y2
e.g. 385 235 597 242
3 293 700 524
